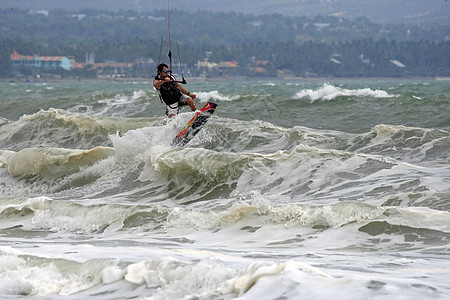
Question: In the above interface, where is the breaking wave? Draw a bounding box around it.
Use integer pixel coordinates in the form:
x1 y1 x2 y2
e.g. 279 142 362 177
294 83 397 102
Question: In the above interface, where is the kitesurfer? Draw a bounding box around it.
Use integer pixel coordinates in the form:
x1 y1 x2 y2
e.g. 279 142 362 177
153 63 198 118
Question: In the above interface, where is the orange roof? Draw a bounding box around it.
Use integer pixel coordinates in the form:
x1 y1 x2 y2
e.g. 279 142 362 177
218 61 238 68
225 61 238 67
72 62 85 69
249 67 267 73
40 56 65 61
10 50 65 62
10 50 34 60
255 60 269 66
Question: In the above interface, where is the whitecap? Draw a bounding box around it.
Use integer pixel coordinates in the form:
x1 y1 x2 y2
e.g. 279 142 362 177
294 83 397 102
195 90 237 102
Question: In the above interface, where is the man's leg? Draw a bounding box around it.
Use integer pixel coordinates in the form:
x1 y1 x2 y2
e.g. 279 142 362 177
166 103 179 118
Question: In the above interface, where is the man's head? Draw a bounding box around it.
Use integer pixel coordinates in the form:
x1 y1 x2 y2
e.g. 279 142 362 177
157 63 171 78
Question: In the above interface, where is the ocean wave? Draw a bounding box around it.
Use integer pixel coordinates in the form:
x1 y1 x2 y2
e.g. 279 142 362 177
165 196 389 230
294 83 397 102
196 90 237 102
1 146 115 178
2 115 446 210
0 250 445 299
2 192 449 237
33 187 444 235
347 124 450 164
0 196 168 234
91 89 155 117
163 192 450 239
0 108 159 151
0 117 10 126
7 194 449 236
141 142 408 205
0 249 446 299
359 220 450 245
1 79 449 300
0 252 123 296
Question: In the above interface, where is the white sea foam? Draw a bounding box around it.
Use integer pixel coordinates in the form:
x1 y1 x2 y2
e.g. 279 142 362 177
0 253 125 296
3 146 115 178
196 90 237 102
0 249 447 300
1 80 448 300
131 90 148 101
294 83 397 102
94 90 154 117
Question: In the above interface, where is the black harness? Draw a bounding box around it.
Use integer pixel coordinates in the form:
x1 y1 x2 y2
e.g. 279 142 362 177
155 75 182 107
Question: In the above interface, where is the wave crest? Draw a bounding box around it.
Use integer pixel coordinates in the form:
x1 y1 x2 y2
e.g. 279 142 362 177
196 90 237 102
2 146 115 178
294 83 397 102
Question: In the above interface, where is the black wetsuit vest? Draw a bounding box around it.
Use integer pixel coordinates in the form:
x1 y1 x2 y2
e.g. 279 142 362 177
155 75 182 106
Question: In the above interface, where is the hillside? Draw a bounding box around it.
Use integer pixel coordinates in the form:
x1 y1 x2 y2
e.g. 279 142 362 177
1 0 449 24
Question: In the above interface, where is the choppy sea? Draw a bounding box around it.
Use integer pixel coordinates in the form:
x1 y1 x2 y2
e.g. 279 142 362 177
0 78 449 299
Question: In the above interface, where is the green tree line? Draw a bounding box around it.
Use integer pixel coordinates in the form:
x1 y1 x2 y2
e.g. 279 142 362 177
1 8 449 78
1 9 447 44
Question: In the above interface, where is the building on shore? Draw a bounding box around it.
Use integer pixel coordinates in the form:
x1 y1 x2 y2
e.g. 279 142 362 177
10 51 79 71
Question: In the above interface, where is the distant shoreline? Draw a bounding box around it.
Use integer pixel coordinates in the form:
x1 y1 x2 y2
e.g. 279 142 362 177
1 76 448 84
